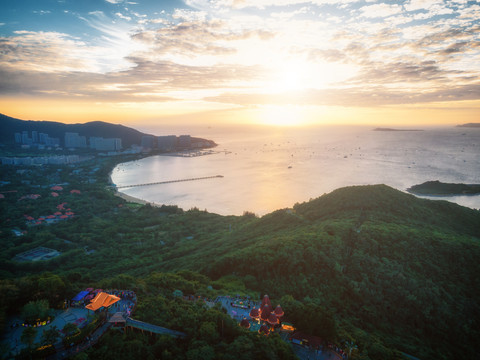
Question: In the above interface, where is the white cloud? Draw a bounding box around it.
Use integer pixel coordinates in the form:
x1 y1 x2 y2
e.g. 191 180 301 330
115 12 132 21
359 3 403 18
404 0 443 12
33 10 52 15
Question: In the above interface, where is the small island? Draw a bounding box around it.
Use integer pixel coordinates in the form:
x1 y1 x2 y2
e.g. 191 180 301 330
373 128 423 131
407 180 480 196
456 123 480 128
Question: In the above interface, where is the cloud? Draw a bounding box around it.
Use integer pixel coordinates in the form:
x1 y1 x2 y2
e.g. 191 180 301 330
358 3 403 18
203 82 480 107
33 10 52 15
115 12 132 21
0 31 99 73
131 19 274 59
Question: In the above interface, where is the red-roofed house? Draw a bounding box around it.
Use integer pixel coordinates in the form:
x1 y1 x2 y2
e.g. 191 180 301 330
70 189 81 194
51 192 59 197
51 186 63 191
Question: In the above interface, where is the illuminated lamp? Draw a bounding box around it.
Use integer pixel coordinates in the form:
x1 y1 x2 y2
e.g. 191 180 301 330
281 322 295 332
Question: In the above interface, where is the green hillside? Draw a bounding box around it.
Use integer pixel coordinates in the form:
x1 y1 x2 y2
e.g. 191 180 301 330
1 159 479 359
155 185 479 359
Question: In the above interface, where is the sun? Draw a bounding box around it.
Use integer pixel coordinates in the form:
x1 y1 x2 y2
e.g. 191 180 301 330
265 60 315 94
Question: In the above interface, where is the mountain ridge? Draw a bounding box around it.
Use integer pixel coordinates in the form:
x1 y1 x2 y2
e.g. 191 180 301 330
0 113 216 148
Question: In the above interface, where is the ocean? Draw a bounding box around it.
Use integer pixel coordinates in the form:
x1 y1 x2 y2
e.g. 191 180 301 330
110 125 480 215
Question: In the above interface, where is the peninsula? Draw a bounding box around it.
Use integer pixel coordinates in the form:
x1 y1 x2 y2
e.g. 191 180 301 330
407 180 480 195
456 123 480 128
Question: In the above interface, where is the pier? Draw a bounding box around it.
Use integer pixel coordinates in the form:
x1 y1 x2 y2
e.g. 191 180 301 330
115 175 224 189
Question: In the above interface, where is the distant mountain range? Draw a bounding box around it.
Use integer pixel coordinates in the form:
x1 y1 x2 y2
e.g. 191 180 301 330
456 123 480 128
0 113 215 148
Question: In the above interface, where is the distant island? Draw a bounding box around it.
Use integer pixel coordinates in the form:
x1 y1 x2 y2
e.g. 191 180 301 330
408 180 480 195
373 127 423 131
456 123 480 128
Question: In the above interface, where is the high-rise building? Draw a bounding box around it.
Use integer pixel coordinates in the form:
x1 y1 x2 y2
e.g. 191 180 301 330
141 135 155 149
65 132 87 148
32 131 38 143
157 135 177 151
89 137 122 151
178 135 191 149
22 131 32 145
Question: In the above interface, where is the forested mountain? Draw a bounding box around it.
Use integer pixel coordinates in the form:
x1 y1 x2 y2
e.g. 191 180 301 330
0 113 153 147
1 157 479 359
191 185 480 359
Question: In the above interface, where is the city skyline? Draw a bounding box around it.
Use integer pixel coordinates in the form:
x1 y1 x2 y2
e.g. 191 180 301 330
1 0 479 127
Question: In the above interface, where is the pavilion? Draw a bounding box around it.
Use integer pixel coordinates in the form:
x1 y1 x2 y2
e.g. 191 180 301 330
248 295 284 335
85 292 121 312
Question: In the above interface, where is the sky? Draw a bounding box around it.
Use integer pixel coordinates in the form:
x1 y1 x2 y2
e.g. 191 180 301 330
0 0 479 127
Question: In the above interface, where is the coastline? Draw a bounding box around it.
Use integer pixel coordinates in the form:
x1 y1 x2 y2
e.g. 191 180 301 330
108 167 154 206
114 190 150 206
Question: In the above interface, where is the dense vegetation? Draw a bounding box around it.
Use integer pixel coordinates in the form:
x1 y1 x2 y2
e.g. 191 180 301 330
1 154 479 360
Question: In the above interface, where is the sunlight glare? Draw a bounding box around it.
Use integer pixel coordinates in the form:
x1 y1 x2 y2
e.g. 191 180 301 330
259 105 310 126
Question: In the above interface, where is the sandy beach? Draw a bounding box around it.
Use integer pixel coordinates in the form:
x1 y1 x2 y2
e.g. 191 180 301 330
114 190 150 205
109 171 152 206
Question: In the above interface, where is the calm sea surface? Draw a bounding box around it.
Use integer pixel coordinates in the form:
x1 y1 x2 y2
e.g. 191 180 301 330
111 125 480 215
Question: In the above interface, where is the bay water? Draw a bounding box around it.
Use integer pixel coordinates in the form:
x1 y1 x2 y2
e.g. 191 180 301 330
111 125 480 215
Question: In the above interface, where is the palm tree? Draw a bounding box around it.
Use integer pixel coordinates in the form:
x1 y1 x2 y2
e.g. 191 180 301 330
344 340 358 359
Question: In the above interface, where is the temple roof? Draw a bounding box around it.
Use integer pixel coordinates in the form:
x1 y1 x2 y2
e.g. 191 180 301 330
260 306 270 321
267 312 279 325
109 312 126 323
259 324 270 335
261 294 272 308
274 304 284 317
240 318 251 329
85 292 120 311
249 307 260 319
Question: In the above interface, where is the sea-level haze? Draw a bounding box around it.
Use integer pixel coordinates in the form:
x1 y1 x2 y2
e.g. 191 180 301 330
1 0 479 127
111 125 480 215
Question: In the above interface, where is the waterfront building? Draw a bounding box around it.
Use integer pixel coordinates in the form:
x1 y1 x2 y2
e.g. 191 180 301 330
178 135 191 149
158 135 177 151
65 132 87 148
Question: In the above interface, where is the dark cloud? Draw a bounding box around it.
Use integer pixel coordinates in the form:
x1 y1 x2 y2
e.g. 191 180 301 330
349 60 456 84
0 58 266 101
